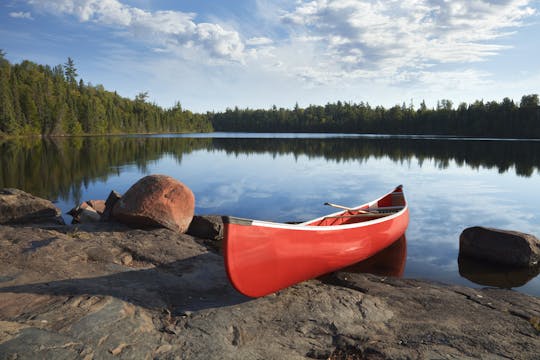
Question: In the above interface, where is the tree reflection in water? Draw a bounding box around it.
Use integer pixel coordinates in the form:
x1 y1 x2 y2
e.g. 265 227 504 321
1 135 539 203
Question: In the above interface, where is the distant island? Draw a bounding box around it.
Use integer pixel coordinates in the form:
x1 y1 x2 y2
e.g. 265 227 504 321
1 52 539 138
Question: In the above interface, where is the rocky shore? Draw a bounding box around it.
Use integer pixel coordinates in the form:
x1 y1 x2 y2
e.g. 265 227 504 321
0 190 539 359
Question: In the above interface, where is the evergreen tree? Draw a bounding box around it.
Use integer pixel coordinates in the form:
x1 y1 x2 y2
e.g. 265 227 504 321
0 50 18 134
64 57 78 85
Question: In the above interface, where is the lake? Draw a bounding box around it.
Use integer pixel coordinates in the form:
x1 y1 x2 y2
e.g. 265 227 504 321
1 133 539 296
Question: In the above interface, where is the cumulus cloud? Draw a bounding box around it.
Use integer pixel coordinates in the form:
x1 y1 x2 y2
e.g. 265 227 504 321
9 11 34 20
27 0 245 62
279 0 536 82
246 37 274 46
21 0 537 90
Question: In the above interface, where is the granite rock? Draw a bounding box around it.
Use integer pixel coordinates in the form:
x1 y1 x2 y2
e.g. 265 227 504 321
112 175 195 233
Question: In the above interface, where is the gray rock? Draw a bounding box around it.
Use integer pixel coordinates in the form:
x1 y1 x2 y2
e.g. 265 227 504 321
101 190 122 221
0 222 539 359
187 215 224 252
0 188 64 225
68 202 101 224
460 226 540 267
187 215 223 241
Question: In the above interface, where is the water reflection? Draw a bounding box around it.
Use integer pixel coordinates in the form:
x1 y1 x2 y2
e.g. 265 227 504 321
1 135 540 203
341 236 407 277
458 255 540 289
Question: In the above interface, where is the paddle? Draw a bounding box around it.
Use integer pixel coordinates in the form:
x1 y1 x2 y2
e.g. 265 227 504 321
324 202 372 214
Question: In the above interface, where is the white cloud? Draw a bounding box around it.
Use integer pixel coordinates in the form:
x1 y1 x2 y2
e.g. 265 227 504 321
246 36 274 46
278 0 536 82
19 0 539 107
9 11 34 20
27 0 246 62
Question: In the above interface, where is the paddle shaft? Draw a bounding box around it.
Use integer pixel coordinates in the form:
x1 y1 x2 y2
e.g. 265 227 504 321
324 202 371 214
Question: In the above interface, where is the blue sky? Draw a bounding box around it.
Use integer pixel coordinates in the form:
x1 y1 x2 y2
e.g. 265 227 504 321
2 0 539 112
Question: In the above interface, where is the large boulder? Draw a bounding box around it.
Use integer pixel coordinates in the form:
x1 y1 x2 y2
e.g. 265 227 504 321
459 226 540 267
0 188 64 225
112 175 194 233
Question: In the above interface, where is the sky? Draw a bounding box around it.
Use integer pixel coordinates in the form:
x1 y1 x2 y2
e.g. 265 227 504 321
1 0 540 112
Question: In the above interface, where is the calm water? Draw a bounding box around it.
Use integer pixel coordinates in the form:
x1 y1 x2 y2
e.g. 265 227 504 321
1 133 539 296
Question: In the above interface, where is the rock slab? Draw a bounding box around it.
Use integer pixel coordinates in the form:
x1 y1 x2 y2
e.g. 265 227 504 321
460 226 540 267
0 222 539 359
0 188 63 225
112 175 195 233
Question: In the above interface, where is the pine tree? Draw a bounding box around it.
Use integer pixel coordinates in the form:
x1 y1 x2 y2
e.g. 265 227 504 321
64 57 78 85
0 50 18 134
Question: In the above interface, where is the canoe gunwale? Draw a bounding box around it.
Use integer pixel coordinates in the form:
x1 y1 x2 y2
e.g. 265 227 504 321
222 185 408 232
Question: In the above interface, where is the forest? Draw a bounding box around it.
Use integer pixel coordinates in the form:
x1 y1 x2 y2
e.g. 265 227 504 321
0 52 212 135
209 96 540 138
1 52 539 138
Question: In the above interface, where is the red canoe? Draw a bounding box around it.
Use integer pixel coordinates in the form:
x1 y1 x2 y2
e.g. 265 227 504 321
223 185 409 297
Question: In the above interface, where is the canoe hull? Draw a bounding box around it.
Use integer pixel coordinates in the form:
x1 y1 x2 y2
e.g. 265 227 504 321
223 186 409 297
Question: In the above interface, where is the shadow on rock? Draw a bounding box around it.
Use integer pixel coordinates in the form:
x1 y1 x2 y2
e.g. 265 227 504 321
0 252 250 314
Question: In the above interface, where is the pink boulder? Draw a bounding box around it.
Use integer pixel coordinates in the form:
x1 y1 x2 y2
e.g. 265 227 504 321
112 175 195 233
87 200 106 214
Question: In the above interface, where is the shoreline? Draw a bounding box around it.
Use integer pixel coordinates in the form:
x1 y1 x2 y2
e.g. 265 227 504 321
0 219 539 359
3 131 540 141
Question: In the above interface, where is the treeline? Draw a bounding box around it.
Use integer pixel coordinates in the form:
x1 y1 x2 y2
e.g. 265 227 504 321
2 52 540 138
210 96 540 138
0 52 212 136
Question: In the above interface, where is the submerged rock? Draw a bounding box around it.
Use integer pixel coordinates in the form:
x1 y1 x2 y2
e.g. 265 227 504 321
460 226 540 267
112 175 195 233
0 188 64 225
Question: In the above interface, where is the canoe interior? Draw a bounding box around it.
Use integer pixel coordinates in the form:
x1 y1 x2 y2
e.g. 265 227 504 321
305 186 406 227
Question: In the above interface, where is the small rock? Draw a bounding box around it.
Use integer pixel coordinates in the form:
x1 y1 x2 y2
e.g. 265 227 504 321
79 205 101 223
162 325 178 334
155 344 173 354
109 343 128 355
68 202 101 224
120 253 133 266
459 226 540 267
0 188 64 225
112 175 195 233
187 215 224 241
101 191 122 221
87 200 106 214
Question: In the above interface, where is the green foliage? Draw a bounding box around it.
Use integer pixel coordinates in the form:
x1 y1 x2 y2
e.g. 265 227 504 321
209 96 540 138
0 55 213 136
64 57 78 86
1 53 539 138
